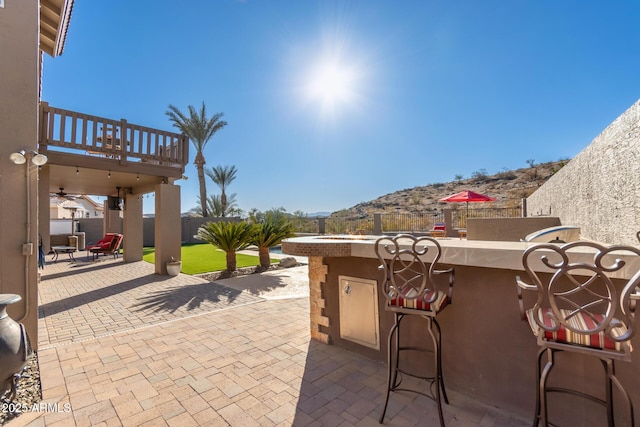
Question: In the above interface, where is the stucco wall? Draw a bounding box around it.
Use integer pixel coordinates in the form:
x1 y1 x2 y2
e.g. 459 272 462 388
527 100 640 245
467 217 561 241
0 1 41 348
77 216 240 248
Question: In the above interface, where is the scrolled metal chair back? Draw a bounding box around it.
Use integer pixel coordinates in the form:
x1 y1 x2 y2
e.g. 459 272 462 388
375 234 443 306
522 241 640 344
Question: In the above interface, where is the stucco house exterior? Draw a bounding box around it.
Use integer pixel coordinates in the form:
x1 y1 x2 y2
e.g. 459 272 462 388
50 194 104 219
1 0 189 350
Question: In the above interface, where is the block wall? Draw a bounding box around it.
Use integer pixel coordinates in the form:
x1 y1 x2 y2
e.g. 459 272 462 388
527 100 640 245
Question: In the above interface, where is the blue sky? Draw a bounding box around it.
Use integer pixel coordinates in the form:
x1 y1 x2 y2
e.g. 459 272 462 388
42 1 640 215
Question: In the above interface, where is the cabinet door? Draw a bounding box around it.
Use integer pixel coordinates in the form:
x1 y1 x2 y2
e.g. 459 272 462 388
339 276 380 350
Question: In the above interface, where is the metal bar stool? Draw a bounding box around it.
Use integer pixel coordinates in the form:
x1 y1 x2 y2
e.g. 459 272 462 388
516 241 640 426
375 234 455 426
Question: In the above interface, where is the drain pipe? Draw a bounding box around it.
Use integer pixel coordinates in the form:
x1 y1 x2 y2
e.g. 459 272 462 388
18 160 32 323
6 149 46 323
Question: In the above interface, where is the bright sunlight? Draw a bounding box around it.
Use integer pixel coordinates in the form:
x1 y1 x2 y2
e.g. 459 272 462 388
304 57 362 116
308 61 355 104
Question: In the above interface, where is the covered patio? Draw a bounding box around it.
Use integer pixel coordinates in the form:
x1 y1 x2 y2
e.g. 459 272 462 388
13 258 526 426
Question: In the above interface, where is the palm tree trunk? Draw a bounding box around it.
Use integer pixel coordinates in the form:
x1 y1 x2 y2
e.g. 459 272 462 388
221 191 227 217
258 247 270 268
226 250 237 272
195 152 207 217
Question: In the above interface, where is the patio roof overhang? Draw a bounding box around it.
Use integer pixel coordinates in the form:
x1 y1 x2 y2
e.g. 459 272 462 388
43 148 186 198
40 0 74 58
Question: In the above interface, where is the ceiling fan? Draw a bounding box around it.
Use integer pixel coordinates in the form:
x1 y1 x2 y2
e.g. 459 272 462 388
54 187 77 200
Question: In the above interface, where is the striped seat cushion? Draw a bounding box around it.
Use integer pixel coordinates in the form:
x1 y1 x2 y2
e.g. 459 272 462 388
389 288 448 313
526 308 628 351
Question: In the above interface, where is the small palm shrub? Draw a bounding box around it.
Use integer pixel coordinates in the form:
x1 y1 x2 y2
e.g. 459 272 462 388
197 221 255 272
250 213 295 268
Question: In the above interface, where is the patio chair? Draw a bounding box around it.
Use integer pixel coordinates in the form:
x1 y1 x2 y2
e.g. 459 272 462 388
375 234 455 426
87 233 116 253
430 222 447 238
516 241 640 427
88 233 123 260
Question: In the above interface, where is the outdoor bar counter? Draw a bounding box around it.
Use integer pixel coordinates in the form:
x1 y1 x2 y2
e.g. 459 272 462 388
282 235 640 425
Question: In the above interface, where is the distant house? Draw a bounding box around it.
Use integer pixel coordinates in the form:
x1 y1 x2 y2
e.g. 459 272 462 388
50 195 104 219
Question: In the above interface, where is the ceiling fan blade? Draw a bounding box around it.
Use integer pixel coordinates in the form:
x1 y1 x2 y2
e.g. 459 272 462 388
54 187 77 200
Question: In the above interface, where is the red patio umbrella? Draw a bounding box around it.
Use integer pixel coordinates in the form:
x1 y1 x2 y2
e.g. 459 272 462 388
439 190 496 218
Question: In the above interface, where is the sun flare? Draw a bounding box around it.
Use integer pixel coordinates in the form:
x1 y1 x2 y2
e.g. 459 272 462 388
306 60 358 110
309 63 353 101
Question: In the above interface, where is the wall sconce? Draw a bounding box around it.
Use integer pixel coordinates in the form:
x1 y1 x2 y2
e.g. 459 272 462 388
10 149 48 166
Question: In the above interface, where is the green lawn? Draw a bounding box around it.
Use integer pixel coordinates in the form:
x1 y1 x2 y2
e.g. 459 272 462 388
142 243 276 275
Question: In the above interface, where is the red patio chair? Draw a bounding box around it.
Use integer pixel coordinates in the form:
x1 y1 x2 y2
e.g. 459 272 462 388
430 222 447 238
88 233 123 260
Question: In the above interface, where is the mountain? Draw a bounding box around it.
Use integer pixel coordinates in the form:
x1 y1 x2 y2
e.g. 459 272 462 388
331 160 568 218
306 211 331 218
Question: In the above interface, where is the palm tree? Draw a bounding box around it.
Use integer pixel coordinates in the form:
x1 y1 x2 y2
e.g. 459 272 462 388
166 102 227 217
250 213 295 268
196 221 254 272
188 193 240 217
207 193 239 217
206 165 238 217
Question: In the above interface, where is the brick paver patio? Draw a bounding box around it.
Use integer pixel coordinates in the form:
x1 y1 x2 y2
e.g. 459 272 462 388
8 254 528 426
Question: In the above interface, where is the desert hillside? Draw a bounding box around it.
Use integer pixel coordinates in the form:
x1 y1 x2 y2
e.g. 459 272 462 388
332 160 568 218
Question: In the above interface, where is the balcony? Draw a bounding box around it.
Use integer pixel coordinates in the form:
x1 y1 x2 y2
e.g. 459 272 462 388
38 102 189 197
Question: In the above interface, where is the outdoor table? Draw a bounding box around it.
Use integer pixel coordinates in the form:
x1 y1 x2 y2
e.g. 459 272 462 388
51 245 76 262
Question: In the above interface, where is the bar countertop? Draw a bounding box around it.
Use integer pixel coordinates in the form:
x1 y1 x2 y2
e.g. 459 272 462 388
282 235 640 279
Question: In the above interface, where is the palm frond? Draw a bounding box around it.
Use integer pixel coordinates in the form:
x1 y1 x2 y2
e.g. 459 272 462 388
251 214 295 249
197 221 255 253
166 102 228 154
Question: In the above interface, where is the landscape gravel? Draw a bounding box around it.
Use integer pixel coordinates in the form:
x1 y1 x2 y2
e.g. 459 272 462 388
0 352 41 426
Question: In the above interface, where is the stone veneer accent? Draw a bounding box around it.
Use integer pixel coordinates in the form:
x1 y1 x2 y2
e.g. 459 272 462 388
281 238 353 344
527 99 640 245
308 256 329 344
281 240 351 257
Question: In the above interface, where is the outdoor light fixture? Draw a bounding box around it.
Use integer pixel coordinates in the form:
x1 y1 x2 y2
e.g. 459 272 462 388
32 153 48 166
9 151 26 164
108 170 111 178
9 149 48 166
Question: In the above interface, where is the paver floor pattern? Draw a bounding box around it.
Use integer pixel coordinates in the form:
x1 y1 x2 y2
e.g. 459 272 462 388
38 258 262 347
12 256 528 426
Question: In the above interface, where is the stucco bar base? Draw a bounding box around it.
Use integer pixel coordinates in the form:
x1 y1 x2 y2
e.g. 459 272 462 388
283 238 640 426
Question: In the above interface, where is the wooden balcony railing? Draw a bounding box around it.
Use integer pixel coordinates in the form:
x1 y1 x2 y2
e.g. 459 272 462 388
38 102 188 171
